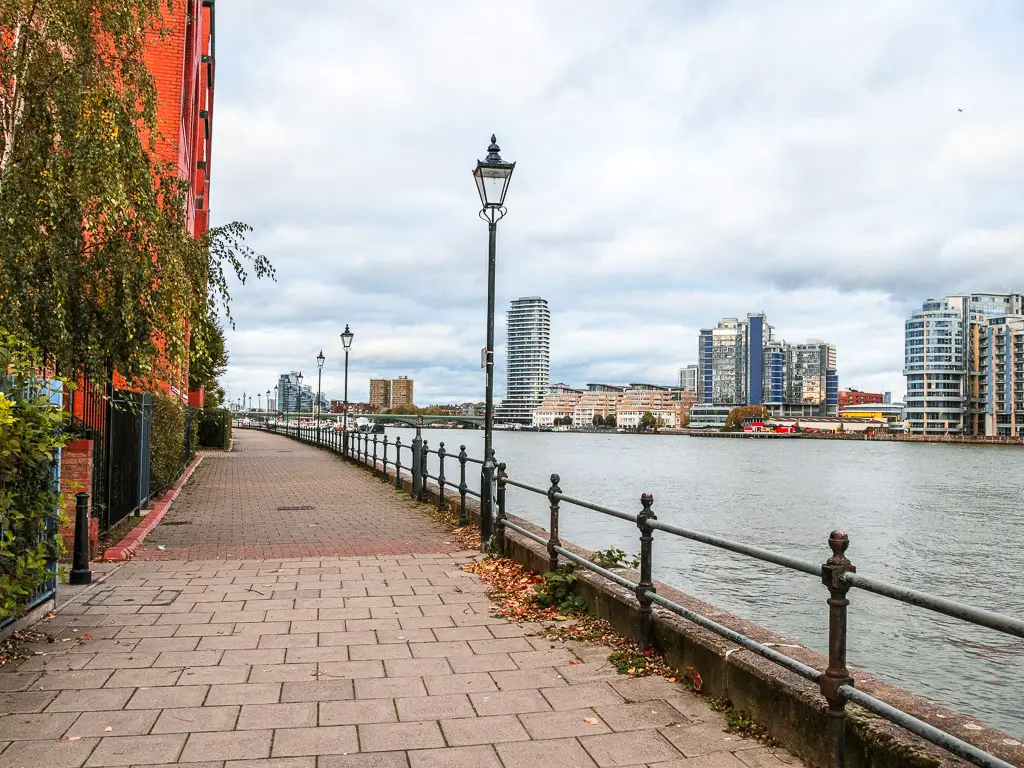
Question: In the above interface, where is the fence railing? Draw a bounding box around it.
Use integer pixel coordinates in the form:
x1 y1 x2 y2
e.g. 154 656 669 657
237 420 1020 768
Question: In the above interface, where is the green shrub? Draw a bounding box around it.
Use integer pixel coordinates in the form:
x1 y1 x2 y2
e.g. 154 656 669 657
532 566 587 613
590 547 641 570
197 408 231 449
0 330 67 620
150 394 186 495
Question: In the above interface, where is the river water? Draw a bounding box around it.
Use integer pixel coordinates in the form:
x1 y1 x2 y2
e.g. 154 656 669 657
381 427 1023 737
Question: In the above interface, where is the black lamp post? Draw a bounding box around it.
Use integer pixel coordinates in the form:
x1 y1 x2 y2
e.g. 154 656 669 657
473 134 515 548
340 324 354 457
257 392 262 413
273 385 279 424
316 350 326 424
265 389 271 423
296 372 304 431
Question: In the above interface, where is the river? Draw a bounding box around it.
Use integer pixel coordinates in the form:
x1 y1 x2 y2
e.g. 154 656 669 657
380 427 1024 737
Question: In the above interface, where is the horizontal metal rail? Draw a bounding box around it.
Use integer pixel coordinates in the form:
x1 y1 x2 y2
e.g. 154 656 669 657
556 493 638 523
842 573 1024 639
649 519 821 576
553 545 640 592
839 686 1015 768
502 477 550 495
502 519 548 548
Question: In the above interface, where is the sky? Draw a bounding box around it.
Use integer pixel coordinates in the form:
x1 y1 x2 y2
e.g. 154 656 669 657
212 1 1024 408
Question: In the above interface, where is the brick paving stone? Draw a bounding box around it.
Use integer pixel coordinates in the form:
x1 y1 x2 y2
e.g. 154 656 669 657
270 725 358 757
540 682 624 711
65 708 160 737
0 737 100 768
237 702 317 730
496 737 599 768
206 682 283 705
580 730 684 766
407 745 503 768
105 667 181 688
280 679 354 703
151 705 240 733
519 708 611 740
594 699 692 731
44 688 131 712
180 729 273 762
440 713 531 745
347 644 410 661
423 673 496 696
319 753 409 768
383 658 452 678
319 698 398 725
358 721 445 752
316 661 386 680
734 746 799 767
490 667 567 690
354 676 427 700
85 733 187 766
448 653 519 674
0 711 78 740
136 431 456 560
658 722 759 757
395 693 474 721
469 688 553 716
36 669 113 690
1 690 57 713
126 684 209 710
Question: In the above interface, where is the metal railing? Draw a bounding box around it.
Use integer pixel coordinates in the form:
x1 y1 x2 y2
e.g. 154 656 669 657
236 421 1021 768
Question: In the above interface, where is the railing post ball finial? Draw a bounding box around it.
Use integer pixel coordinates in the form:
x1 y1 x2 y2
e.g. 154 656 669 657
828 530 850 561
550 473 560 490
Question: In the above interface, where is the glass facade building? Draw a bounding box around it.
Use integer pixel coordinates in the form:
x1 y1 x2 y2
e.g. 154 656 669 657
497 297 551 424
905 292 1024 435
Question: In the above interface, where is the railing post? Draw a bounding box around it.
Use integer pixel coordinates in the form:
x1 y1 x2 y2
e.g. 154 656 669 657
546 474 561 573
821 530 856 768
636 492 657 651
458 446 468 527
372 434 378 474
420 440 429 502
411 428 423 499
382 436 389 482
496 462 507 556
437 443 446 510
69 492 92 585
394 437 403 490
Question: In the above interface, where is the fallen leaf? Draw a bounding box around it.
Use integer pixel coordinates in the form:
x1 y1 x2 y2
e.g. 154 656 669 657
66 736 82 742
568 659 581 665
584 717 600 725
104 726 112 732
80 634 93 641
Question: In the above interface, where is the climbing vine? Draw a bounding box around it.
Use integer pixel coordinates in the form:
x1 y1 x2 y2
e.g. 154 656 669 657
0 330 67 620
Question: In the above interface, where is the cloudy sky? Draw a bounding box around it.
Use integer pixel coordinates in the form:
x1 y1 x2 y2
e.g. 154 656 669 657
213 1 1024 407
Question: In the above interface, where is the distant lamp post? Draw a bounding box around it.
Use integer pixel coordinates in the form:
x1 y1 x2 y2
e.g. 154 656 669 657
340 324 354 457
296 372 304 427
265 390 271 421
473 134 515 549
273 386 279 423
257 392 262 413
316 350 326 422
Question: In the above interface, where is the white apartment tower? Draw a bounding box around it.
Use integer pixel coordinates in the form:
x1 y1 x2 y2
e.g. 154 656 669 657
498 297 551 424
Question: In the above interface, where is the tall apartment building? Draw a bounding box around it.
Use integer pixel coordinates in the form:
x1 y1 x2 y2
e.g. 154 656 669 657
498 297 551 424
699 314 838 416
904 292 1024 435
369 377 415 411
277 373 326 413
678 365 698 393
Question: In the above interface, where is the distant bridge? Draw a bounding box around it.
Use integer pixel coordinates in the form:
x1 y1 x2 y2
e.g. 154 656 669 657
232 410 483 428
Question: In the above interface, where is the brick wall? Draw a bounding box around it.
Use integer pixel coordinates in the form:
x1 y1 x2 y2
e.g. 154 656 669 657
59 440 98 559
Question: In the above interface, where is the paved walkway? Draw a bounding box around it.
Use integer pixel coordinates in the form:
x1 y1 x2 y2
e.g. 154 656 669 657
0 430 798 767
137 430 457 560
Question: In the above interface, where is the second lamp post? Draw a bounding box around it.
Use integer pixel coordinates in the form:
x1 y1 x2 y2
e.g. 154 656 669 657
340 324 354 457
316 350 325 425
473 134 515 549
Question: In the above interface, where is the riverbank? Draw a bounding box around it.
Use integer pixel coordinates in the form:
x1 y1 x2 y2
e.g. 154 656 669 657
676 429 1024 444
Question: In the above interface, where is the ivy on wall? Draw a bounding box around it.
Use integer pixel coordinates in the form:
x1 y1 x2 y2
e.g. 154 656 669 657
0 330 66 620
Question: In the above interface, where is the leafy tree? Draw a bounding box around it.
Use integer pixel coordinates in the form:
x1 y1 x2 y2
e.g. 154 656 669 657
385 403 420 415
603 413 616 428
639 411 658 431
592 414 601 427
0 0 273 389
724 405 768 431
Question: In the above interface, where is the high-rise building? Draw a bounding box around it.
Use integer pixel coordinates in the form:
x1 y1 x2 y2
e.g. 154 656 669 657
699 314 837 416
678 365 698 393
369 377 416 411
904 292 1024 435
498 297 550 424
276 372 327 414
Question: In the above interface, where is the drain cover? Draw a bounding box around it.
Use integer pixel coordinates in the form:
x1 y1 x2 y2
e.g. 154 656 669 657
277 505 314 511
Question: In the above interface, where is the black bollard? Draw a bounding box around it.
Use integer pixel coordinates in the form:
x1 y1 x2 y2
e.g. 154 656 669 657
69 492 92 585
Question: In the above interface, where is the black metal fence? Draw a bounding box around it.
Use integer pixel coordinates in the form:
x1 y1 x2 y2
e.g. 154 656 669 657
238 420 1021 768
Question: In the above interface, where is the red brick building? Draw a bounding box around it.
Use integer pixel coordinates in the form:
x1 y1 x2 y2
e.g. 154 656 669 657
144 0 216 405
837 390 883 408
